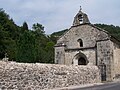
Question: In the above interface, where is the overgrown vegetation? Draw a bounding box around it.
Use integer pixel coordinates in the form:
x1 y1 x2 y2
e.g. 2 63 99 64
0 8 120 63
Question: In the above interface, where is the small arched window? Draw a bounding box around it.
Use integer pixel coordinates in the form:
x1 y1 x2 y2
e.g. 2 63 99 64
77 39 83 47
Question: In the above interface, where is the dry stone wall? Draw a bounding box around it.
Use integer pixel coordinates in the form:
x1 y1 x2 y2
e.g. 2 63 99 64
0 61 100 90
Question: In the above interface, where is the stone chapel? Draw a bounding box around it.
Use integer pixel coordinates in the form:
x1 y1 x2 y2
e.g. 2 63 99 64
54 7 120 81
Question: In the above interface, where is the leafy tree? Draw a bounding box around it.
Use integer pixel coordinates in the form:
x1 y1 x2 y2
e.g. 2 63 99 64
22 21 28 30
0 25 5 59
0 8 18 60
16 31 36 63
45 42 55 63
32 23 45 34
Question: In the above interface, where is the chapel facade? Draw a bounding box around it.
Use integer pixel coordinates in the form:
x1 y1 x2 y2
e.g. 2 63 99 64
54 7 120 81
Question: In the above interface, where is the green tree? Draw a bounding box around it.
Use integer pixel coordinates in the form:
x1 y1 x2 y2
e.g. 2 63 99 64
45 42 55 63
0 25 5 59
22 21 28 30
16 31 36 63
32 23 45 34
0 8 18 60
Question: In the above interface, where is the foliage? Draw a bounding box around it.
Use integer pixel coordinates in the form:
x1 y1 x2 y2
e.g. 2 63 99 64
95 24 120 40
22 21 28 30
0 8 55 63
32 23 45 34
16 31 36 63
0 8 18 60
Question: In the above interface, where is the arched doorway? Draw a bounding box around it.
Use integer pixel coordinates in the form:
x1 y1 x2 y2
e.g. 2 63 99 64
100 63 106 81
78 57 87 65
73 52 88 65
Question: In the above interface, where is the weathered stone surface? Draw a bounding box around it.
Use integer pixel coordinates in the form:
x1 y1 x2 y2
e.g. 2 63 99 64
113 49 120 80
54 8 120 82
55 24 109 66
0 61 100 90
97 40 114 81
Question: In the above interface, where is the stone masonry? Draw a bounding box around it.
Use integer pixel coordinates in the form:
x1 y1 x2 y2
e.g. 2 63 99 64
55 8 120 82
0 61 100 90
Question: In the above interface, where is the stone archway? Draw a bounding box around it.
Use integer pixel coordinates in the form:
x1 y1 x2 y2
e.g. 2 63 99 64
78 57 87 65
73 52 88 65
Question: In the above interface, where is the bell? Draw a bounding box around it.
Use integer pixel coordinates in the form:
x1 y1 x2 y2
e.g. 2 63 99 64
79 18 83 22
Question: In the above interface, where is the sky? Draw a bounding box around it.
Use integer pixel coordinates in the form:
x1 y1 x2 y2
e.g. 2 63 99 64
0 0 120 34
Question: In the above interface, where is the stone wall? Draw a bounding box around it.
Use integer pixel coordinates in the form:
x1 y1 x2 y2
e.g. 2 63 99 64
0 61 100 90
57 24 108 49
97 40 114 81
55 24 109 65
65 49 96 65
55 46 65 64
113 49 120 79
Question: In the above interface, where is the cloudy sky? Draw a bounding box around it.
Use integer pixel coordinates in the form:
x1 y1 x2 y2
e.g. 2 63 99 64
0 0 120 34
